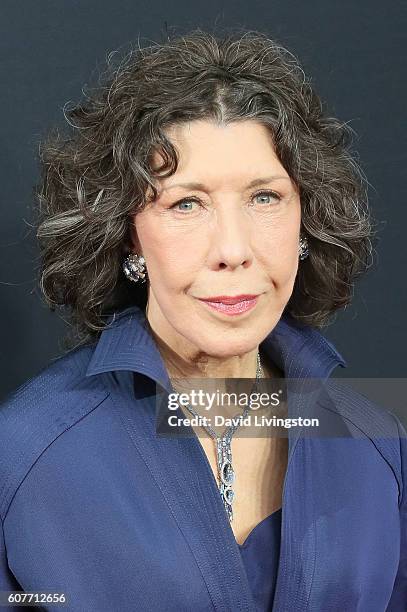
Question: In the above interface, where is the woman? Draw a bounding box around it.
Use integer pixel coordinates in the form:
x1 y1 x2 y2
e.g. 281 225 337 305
0 29 405 611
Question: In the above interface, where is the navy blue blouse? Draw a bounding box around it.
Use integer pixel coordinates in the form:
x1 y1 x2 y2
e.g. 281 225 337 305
238 508 282 611
0 305 405 611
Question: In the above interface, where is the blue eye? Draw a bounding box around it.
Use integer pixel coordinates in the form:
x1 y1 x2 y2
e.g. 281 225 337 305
170 198 200 212
252 190 281 205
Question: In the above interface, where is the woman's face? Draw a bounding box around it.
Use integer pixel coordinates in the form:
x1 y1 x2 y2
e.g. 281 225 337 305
130 119 302 358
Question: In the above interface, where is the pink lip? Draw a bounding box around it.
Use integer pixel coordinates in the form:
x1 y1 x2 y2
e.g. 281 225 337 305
198 294 259 304
198 296 259 316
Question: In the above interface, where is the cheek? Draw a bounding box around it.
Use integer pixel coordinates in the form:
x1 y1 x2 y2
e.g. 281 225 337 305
135 213 199 253
135 216 203 267
259 227 300 276
142 239 198 294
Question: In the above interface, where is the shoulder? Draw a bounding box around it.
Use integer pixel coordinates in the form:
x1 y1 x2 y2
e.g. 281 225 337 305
0 345 110 521
319 378 407 506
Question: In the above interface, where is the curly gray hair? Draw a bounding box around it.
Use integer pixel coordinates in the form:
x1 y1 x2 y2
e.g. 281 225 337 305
35 27 376 350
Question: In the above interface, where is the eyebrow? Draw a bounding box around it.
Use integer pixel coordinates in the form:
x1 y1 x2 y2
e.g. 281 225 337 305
161 175 290 192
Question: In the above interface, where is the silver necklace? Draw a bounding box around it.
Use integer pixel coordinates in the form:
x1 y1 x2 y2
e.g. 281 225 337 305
179 352 264 523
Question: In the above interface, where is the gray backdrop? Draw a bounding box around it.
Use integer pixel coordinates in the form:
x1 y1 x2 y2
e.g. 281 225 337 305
1 0 406 402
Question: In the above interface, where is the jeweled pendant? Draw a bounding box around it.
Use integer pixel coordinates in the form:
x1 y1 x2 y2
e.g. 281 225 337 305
220 460 235 486
219 482 234 521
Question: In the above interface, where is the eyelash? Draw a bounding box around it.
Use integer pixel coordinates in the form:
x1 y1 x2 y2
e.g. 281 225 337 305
169 190 282 212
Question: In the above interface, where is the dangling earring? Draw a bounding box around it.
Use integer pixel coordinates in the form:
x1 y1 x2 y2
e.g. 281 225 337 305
299 235 309 260
122 253 148 283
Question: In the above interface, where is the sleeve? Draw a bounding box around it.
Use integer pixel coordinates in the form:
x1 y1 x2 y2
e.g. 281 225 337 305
386 412 407 611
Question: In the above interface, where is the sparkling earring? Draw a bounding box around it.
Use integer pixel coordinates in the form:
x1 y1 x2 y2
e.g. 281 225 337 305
299 235 309 261
122 253 148 283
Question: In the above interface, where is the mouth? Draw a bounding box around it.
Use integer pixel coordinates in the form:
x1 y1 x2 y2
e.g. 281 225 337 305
196 295 260 316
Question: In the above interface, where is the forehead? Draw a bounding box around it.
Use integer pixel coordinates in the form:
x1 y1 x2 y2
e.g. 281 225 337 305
149 119 289 187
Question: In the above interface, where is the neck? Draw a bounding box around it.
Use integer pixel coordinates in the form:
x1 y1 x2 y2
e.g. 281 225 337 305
148 324 260 380
146 322 281 384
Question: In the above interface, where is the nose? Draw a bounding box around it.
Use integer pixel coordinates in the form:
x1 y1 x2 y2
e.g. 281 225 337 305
208 203 253 271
